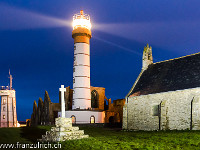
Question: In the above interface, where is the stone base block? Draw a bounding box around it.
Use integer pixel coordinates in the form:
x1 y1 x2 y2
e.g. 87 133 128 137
39 117 89 142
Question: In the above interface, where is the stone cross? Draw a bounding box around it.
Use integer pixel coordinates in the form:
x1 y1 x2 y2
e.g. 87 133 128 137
59 85 66 118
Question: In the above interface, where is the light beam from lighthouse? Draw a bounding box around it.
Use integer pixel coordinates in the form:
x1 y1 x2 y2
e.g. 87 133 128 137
72 10 92 110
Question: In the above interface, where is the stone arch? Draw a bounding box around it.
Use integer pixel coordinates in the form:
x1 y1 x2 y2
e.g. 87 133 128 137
109 116 115 124
91 90 99 108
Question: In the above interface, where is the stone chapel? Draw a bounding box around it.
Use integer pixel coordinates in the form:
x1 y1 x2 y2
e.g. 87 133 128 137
123 44 200 131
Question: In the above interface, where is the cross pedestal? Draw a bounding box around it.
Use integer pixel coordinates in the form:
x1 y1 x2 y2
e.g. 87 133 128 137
39 85 89 142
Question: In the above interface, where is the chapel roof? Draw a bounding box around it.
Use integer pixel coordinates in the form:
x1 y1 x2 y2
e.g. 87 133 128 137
129 52 200 97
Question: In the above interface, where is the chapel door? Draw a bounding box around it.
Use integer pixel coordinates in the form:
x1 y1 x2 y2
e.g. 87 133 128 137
159 103 161 130
159 100 168 130
191 96 200 130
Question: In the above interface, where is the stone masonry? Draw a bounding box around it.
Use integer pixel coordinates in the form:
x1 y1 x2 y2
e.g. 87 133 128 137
123 45 200 131
40 117 89 142
123 87 200 131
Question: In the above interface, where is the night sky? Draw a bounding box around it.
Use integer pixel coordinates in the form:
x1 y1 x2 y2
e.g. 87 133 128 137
0 0 200 121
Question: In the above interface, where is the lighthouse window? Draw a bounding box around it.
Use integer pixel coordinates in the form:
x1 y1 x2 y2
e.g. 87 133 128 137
3 115 5 119
73 67 75 72
74 46 76 50
90 116 95 124
74 56 76 61
73 77 75 83
71 115 76 124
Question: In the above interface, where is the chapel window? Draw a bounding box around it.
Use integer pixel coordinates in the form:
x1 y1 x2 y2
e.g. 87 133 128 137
152 105 160 116
3 115 5 119
148 53 151 60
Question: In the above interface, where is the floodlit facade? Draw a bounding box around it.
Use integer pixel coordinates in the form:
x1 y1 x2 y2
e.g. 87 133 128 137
123 45 200 130
0 71 18 127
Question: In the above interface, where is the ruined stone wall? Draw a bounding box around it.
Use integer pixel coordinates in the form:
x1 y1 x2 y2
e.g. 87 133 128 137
90 87 105 110
63 86 105 111
123 87 200 130
106 99 125 123
105 111 115 123
49 103 61 125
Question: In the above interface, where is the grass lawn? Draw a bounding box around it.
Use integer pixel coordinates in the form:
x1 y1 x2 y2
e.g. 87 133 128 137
0 125 200 149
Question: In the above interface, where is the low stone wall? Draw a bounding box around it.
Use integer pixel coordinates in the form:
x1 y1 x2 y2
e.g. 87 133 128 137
123 88 200 131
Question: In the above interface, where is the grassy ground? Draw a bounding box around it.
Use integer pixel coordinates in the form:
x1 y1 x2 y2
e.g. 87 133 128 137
0 126 200 149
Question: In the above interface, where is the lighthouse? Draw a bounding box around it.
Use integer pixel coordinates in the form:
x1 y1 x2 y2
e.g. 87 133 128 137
59 10 105 124
72 10 92 110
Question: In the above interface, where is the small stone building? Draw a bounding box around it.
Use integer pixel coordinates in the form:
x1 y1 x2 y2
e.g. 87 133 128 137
123 44 200 130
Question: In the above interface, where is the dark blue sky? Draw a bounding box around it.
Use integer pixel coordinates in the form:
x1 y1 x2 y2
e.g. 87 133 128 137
0 0 200 121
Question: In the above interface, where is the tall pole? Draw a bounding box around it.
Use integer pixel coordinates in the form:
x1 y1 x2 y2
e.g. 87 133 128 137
9 69 13 90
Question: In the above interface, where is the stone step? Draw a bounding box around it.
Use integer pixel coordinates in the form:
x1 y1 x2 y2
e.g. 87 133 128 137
62 134 89 141
51 130 84 137
62 130 84 136
71 127 79 131
40 132 89 142
51 126 79 132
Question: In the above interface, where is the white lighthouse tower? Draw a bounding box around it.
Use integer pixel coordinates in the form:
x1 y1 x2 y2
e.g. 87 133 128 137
59 10 105 124
72 10 92 110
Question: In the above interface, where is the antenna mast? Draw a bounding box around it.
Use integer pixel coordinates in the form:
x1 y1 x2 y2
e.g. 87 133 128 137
8 69 13 90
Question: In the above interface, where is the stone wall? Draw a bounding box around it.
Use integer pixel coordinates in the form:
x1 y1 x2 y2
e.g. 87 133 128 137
90 86 105 110
106 99 125 123
123 87 200 130
31 91 61 126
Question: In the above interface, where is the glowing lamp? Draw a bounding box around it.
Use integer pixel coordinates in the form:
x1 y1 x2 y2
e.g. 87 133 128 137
72 10 91 30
